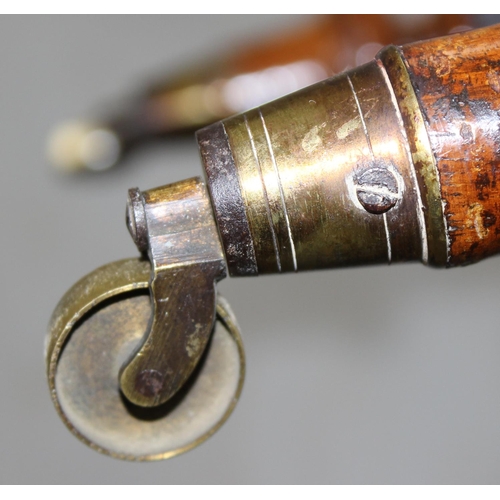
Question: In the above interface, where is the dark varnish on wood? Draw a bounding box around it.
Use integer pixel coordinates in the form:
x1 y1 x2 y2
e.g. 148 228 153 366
402 24 500 265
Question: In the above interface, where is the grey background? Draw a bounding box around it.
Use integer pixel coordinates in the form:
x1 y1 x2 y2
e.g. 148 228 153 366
3 15 500 484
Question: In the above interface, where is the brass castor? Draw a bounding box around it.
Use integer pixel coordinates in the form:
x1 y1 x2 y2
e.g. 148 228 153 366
46 258 245 461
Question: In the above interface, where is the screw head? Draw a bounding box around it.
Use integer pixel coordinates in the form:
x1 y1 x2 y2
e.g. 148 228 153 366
354 166 399 214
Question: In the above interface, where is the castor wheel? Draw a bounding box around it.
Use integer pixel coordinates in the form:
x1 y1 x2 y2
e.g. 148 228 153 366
46 258 245 461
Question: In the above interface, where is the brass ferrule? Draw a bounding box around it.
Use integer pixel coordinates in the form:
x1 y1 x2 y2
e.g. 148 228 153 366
197 46 447 277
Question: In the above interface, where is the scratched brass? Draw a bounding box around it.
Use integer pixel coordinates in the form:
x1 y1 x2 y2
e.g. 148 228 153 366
46 258 245 461
219 59 426 274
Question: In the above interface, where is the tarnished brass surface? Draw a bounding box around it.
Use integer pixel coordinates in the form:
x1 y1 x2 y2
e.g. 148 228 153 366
46 258 244 461
378 46 448 266
120 178 226 407
199 59 431 276
197 124 259 276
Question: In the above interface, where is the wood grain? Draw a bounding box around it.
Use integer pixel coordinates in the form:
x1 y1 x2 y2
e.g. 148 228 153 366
402 25 500 265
